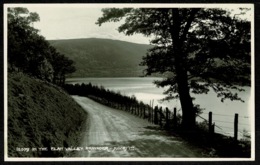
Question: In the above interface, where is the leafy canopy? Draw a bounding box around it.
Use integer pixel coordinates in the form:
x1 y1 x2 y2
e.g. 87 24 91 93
8 7 76 84
97 8 251 103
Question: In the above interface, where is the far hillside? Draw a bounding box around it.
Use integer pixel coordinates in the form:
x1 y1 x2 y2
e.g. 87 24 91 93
49 38 152 77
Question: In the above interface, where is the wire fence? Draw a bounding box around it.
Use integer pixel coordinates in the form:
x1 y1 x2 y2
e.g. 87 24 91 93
197 111 251 139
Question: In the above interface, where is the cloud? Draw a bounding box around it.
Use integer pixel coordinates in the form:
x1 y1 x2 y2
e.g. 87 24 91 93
27 6 150 44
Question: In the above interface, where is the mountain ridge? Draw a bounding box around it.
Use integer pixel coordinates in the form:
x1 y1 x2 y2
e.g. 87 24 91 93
49 37 150 46
48 38 152 77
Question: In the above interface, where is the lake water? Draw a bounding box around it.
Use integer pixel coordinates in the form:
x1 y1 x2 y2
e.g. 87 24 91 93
66 77 253 138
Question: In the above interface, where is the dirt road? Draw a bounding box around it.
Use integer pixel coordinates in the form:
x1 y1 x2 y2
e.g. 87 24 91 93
72 96 205 157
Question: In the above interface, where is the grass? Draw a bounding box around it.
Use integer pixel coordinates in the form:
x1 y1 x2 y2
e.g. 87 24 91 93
169 121 251 157
8 72 88 157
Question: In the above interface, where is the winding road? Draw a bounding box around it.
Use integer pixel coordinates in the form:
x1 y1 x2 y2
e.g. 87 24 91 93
72 96 205 158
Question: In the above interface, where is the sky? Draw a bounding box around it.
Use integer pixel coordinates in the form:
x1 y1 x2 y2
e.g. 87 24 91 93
25 6 151 44
6 4 253 44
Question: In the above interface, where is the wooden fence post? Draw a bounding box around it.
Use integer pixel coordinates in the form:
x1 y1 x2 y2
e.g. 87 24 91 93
140 106 142 118
149 101 151 121
173 108 177 128
159 107 163 128
143 106 146 119
149 107 151 122
141 107 143 118
148 107 150 122
234 113 238 141
208 111 215 134
209 111 212 133
151 107 153 123
165 108 169 129
149 106 152 122
154 106 158 124
141 106 142 118
152 107 154 123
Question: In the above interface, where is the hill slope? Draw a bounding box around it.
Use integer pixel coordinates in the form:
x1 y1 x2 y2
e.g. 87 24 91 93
8 72 87 157
49 38 152 77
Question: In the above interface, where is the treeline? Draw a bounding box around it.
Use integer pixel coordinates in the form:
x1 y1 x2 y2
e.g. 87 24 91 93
8 7 75 85
64 83 149 109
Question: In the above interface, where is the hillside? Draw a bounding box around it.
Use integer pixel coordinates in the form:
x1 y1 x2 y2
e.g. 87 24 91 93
48 38 152 77
8 72 87 157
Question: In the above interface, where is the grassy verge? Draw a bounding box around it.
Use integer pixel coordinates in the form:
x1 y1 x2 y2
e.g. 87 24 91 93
173 121 251 157
8 72 88 157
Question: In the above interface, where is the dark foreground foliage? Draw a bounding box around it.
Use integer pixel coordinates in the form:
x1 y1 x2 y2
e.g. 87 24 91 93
8 7 76 85
8 72 87 157
64 83 148 109
173 121 251 157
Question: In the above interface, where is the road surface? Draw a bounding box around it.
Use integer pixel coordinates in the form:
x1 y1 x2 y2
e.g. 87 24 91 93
72 96 205 157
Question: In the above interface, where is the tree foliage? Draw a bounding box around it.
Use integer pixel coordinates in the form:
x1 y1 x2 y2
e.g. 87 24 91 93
8 7 76 85
97 8 251 129
64 83 141 107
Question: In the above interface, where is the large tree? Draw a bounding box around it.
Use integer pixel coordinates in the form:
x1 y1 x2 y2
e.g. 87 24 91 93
97 8 251 130
8 7 40 71
48 47 76 85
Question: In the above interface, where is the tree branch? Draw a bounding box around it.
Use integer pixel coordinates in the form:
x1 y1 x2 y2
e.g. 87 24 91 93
180 8 200 43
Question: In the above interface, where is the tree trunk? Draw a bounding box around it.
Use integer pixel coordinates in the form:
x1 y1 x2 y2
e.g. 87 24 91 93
170 9 196 130
175 64 195 130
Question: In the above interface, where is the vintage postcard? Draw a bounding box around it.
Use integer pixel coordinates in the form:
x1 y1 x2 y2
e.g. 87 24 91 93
4 3 255 161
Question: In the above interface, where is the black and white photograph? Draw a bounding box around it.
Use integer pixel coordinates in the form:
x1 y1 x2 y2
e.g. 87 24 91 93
4 3 255 161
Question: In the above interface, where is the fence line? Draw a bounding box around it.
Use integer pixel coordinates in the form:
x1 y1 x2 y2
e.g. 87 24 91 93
215 126 231 135
238 122 250 126
88 95 249 141
197 115 207 122
201 112 250 119
212 120 234 124
218 126 233 129
206 117 250 139
210 113 234 117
